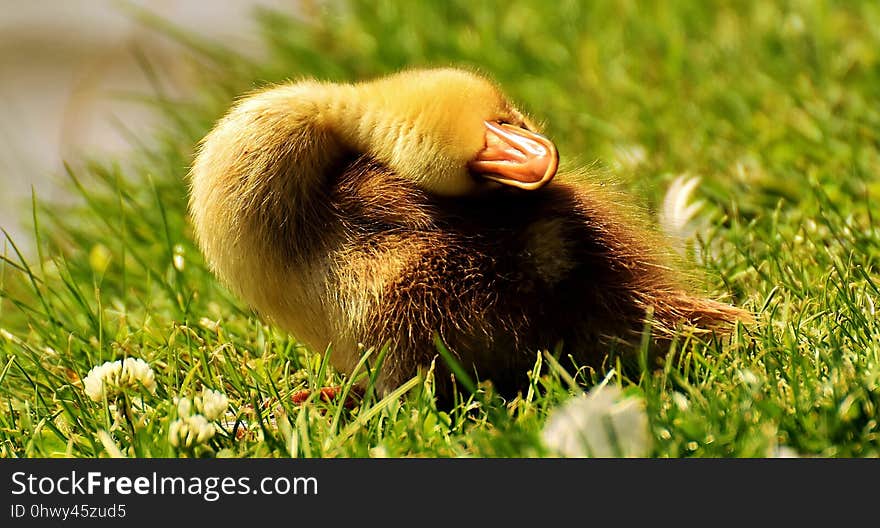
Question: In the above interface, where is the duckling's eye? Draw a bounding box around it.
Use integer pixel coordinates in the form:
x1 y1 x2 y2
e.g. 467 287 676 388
495 118 531 131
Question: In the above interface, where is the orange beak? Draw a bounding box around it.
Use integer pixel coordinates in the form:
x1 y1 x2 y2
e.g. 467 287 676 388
468 121 558 191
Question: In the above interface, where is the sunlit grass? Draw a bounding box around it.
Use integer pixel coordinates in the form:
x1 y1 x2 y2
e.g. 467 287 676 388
1 0 879 457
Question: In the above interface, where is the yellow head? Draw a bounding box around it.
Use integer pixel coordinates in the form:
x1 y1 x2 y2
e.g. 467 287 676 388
345 67 558 195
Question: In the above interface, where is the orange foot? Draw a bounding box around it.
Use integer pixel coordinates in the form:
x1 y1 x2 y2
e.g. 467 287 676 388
290 386 361 408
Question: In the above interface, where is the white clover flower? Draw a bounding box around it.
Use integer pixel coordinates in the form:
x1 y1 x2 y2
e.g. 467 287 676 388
83 363 118 401
169 414 215 448
82 358 157 402
671 391 690 411
659 174 705 254
195 388 229 421
176 396 193 418
542 385 652 458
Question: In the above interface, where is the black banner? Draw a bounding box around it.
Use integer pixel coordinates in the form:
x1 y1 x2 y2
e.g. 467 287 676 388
1 458 876 525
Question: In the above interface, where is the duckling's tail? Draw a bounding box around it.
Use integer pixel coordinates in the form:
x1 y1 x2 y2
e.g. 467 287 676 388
650 289 753 337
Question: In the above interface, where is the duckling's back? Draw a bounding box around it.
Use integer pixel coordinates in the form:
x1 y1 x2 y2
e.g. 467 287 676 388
323 157 744 398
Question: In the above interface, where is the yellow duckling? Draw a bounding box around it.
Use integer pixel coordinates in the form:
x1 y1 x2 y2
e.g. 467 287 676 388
189 67 746 400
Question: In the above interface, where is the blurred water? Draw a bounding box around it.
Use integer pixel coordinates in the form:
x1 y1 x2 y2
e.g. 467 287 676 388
0 0 290 250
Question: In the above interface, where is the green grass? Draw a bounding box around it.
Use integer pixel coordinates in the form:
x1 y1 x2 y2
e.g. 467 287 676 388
2 0 879 457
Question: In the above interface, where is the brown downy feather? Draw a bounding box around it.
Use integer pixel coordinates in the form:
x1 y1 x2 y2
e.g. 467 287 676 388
321 159 747 397
188 68 749 401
